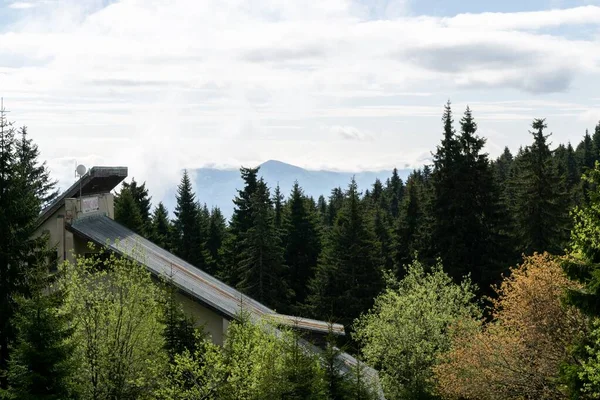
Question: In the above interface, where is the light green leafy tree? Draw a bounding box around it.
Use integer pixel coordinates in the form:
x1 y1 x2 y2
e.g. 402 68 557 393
353 260 479 400
160 311 330 400
59 244 167 400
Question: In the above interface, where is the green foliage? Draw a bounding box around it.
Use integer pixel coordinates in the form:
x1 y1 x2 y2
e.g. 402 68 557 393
237 179 290 311
173 170 211 270
3 265 76 400
206 206 227 276
160 269 201 363
114 186 145 234
0 111 58 387
430 104 509 290
222 167 260 285
393 171 430 277
562 162 600 398
119 178 152 235
150 202 173 250
283 182 322 307
160 313 329 400
60 247 167 399
510 118 570 255
354 260 479 399
308 178 384 332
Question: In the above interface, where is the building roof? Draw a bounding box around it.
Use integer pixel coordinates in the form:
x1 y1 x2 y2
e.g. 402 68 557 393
37 166 127 229
68 214 345 336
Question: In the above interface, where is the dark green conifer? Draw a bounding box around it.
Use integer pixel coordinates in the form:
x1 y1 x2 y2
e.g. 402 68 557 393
222 167 259 285
385 168 403 218
206 207 226 276
510 119 570 255
273 183 284 232
161 269 199 363
308 178 383 332
5 265 76 399
283 182 321 307
173 171 210 269
120 178 152 235
237 179 289 311
326 187 344 227
150 202 172 250
114 187 144 233
0 111 58 388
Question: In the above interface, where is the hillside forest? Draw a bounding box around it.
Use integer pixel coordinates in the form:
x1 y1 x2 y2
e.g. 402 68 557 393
2 101 600 399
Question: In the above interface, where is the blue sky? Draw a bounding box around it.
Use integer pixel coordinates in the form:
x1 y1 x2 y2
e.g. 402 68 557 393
0 0 599 200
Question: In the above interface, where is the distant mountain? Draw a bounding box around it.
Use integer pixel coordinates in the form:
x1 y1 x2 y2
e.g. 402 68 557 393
162 160 412 220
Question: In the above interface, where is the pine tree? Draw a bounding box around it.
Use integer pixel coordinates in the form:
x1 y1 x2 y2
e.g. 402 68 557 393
273 183 284 232
592 121 600 162
120 178 152 235
576 130 595 172
373 208 394 272
430 101 462 271
430 105 509 288
326 187 344 227
206 207 226 276
114 187 144 233
369 178 386 210
394 171 427 277
5 265 76 399
161 269 199 363
316 195 328 226
150 202 172 250
173 171 209 269
283 182 321 307
0 112 57 386
385 168 403 218
493 147 514 191
510 119 570 255
222 167 259 285
237 179 289 311
308 178 383 332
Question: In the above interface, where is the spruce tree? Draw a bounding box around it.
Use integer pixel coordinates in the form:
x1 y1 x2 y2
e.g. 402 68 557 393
510 119 570 255
114 187 144 233
385 168 403 218
326 187 344 227
0 112 57 386
430 101 462 273
173 171 209 269
431 104 508 288
237 179 289 311
206 207 226 276
222 167 259 285
161 270 199 363
283 182 321 307
5 265 76 399
576 130 595 172
369 178 386 210
120 178 152 235
592 121 600 162
316 195 328 226
273 183 284 232
308 178 383 332
394 171 427 277
150 202 172 250
373 208 394 272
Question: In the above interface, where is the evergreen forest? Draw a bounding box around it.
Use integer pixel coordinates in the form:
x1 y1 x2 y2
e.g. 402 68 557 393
3 102 600 399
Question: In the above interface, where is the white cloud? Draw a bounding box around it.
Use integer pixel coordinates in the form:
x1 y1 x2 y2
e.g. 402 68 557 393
331 125 372 141
1 0 599 201
8 2 37 9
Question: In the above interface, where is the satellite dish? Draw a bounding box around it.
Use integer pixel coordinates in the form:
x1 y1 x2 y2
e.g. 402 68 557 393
76 164 87 177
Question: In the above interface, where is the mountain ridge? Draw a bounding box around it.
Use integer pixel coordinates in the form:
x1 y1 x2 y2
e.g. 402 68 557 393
161 160 412 220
